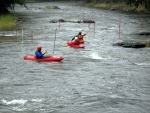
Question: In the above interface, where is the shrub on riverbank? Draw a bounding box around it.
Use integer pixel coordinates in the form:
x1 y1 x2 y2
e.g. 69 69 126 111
84 2 150 13
0 14 17 30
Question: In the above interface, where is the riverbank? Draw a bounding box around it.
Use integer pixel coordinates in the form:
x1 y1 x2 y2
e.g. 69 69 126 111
0 14 17 30
84 2 150 13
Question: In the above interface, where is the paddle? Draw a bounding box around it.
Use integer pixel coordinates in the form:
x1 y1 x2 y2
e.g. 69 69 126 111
42 50 48 56
44 50 48 54
63 43 68 47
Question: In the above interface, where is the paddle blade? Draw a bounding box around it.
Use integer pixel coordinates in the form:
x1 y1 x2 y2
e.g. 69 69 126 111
45 50 48 54
63 44 68 47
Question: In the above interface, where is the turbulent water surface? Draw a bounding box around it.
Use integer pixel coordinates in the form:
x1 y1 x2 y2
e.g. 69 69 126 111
0 2 150 113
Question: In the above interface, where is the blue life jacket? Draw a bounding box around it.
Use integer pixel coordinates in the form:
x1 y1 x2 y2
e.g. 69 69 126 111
35 51 44 58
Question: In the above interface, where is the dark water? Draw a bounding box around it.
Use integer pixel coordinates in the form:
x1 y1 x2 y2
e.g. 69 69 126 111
0 2 150 113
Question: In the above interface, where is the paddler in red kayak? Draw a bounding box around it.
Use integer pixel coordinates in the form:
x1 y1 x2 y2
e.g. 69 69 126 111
77 32 86 40
71 32 86 45
35 46 49 58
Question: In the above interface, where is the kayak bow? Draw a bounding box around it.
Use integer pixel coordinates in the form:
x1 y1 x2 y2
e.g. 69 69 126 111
67 42 85 48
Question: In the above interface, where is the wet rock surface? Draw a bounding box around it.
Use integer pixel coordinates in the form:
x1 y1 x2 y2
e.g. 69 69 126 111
49 19 95 23
135 32 150 35
113 41 147 48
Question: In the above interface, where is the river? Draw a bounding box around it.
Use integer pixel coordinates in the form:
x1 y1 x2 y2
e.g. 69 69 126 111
0 2 150 113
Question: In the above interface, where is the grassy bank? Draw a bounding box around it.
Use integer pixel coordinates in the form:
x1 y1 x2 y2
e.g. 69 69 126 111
0 14 17 30
84 2 150 13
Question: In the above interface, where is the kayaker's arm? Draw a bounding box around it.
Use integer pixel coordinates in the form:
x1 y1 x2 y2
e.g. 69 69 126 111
82 34 86 37
39 53 44 58
35 51 44 58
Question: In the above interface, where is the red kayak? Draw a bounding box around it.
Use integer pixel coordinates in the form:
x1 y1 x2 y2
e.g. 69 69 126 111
24 55 64 62
67 42 85 48
78 39 85 44
67 39 85 49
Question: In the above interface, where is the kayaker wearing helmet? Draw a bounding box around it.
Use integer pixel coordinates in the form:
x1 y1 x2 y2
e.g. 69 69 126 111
77 32 86 40
35 46 46 58
70 32 86 45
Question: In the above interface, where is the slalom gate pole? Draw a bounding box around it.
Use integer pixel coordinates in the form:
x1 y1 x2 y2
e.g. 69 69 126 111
15 30 18 41
59 20 60 31
119 20 121 39
94 22 96 37
88 20 91 29
53 29 57 55
30 30 34 43
22 28 24 52
16 30 18 38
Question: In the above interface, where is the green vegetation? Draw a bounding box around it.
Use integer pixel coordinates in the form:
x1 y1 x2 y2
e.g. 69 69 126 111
45 4 52 9
85 2 124 9
0 0 27 29
0 14 17 29
0 0 27 14
135 41 150 47
84 2 150 13
146 42 150 47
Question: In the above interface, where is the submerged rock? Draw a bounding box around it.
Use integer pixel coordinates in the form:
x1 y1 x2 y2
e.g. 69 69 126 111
136 32 150 35
113 42 146 48
58 19 65 22
49 20 58 23
49 19 95 23
51 6 60 9
77 19 95 23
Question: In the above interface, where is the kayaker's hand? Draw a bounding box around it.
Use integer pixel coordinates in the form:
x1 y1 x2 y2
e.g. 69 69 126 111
44 50 48 54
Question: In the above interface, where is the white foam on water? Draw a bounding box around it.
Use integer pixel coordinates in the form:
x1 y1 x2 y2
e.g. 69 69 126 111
31 98 44 102
89 52 104 60
89 52 114 60
1 99 27 105
1 98 44 111
135 62 150 66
